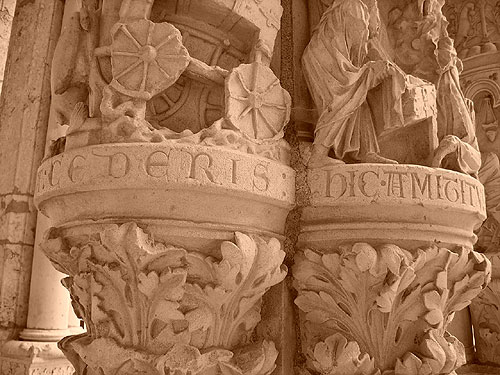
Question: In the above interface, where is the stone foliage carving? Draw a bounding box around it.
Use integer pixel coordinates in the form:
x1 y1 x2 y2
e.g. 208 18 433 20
470 255 500 365
293 243 491 374
42 223 287 375
50 0 292 164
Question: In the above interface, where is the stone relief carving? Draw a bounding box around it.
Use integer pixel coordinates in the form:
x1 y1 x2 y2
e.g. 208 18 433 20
452 0 500 357
477 96 499 143
302 0 481 175
50 0 292 164
0 341 75 375
26 0 496 374
41 223 287 375
470 254 500 365
468 153 500 366
293 243 491 375
443 0 500 59
303 0 410 167
388 0 481 175
1 363 75 375
476 152 500 253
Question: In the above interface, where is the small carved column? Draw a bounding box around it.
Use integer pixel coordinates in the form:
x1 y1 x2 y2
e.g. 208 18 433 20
34 1 294 374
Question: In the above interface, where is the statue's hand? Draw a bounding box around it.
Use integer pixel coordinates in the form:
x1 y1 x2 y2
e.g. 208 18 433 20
431 135 461 168
370 61 399 88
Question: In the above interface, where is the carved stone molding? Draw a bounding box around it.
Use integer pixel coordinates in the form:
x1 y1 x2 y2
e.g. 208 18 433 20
41 223 287 375
293 243 491 375
0 341 74 375
34 143 295 243
302 164 486 251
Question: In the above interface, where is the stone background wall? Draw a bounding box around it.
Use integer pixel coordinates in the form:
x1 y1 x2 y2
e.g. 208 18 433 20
0 0 15 94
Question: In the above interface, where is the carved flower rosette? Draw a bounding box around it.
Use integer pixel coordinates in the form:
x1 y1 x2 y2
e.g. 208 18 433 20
42 223 287 375
293 243 491 375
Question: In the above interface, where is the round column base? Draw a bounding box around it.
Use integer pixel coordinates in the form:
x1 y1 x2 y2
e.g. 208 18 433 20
19 328 71 342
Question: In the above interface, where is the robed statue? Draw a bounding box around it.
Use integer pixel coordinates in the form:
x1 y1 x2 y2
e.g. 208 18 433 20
303 0 482 176
304 0 406 167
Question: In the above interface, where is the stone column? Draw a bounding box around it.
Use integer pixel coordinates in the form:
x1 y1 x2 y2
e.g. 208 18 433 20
293 164 490 375
19 213 71 342
34 1 295 374
68 305 84 335
0 0 62 344
2 213 74 374
0 0 76 373
291 2 492 375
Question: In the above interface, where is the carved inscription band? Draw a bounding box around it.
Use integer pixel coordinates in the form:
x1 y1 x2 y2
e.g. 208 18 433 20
309 165 486 211
36 143 295 204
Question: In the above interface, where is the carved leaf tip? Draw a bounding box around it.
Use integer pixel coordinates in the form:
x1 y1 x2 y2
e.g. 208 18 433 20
311 334 378 375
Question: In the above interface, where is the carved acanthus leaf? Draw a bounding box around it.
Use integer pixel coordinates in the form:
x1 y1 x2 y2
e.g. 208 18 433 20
183 233 288 349
66 336 278 375
293 243 491 374
310 334 379 375
42 223 286 375
44 223 188 353
395 330 465 375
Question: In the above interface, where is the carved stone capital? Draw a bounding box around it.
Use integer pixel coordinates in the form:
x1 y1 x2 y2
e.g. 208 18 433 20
41 223 287 375
293 243 491 375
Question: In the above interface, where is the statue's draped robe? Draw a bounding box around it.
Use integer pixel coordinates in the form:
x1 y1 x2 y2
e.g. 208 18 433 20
480 152 500 217
303 0 404 160
436 38 481 174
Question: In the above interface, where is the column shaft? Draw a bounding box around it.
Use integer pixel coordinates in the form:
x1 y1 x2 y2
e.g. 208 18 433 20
19 213 71 341
0 0 63 343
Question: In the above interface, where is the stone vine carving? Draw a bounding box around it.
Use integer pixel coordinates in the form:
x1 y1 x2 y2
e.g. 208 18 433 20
470 254 500 365
51 0 292 164
293 243 491 374
42 223 287 375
